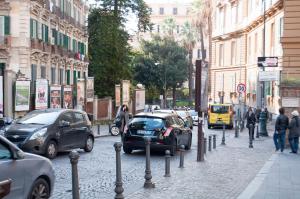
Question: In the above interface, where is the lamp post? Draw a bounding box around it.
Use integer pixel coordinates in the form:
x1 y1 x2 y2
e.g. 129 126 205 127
155 62 167 108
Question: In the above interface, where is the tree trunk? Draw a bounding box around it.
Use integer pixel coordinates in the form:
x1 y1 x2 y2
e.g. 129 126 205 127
172 86 176 108
188 49 193 106
199 25 206 60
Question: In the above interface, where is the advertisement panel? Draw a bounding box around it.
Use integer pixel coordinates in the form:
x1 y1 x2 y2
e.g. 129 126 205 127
122 80 130 105
135 89 145 111
15 80 31 111
86 77 94 102
35 79 48 110
115 84 121 107
50 85 62 108
63 86 72 109
77 79 85 109
0 76 3 117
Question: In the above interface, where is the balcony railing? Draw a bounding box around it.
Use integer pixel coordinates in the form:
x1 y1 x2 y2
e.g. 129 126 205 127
31 39 43 50
0 35 11 49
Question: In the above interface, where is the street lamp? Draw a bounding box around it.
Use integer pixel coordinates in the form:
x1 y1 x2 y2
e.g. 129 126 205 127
155 62 167 108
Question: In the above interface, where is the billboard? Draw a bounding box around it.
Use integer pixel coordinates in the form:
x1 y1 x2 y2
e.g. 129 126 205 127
50 85 62 108
86 77 94 102
77 79 85 108
35 79 48 110
15 80 31 111
63 86 72 109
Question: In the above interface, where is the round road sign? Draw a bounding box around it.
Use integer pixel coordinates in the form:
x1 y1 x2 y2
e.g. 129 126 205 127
237 83 246 94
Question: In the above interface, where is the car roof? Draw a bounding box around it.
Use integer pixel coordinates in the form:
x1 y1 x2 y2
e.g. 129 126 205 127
210 104 232 106
28 108 86 114
135 112 175 119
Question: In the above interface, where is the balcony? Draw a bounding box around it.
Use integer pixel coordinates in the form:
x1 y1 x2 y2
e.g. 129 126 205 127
31 39 43 51
43 42 52 53
0 36 11 49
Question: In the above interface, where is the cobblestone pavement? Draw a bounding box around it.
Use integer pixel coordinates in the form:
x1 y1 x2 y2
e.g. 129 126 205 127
51 123 275 199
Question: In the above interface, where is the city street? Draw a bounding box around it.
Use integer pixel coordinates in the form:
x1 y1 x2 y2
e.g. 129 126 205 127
51 123 276 199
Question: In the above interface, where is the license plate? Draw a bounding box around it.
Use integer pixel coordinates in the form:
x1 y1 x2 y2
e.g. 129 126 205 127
216 121 223 124
137 130 152 135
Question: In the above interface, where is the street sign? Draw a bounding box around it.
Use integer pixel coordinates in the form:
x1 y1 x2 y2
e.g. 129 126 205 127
237 83 246 94
259 71 280 81
257 57 278 67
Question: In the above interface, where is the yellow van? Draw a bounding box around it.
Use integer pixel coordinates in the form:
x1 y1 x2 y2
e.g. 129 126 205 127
207 104 234 129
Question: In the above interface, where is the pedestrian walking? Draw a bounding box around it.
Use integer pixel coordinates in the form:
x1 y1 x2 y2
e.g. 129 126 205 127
246 107 256 140
274 108 289 152
288 110 300 154
118 104 130 138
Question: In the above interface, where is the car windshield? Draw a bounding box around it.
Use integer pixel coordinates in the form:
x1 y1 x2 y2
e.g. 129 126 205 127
211 106 229 114
130 117 164 130
189 110 198 116
17 111 61 125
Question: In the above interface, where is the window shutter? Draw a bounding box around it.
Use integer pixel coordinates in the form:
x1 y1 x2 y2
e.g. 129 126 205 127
30 19 33 38
45 25 49 43
4 16 10 35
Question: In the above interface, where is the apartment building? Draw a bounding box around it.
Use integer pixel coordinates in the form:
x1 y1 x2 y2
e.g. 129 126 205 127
0 0 89 117
211 0 286 115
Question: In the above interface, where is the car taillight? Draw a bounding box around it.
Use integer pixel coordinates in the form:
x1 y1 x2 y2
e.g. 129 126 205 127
163 127 173 137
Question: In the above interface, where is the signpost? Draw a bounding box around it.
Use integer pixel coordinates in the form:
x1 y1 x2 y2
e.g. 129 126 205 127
257 57 278 67
237 83 246 94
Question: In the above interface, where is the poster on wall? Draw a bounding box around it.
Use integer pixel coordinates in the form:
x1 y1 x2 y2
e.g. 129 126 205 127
135 89 145 111
50 85 62 108
0 76 3 117
15 80 31 112
35 79 48 110
86 77 94 102
122 80 130 105
77 79 85 109
63 86 73 109
115 84 121 107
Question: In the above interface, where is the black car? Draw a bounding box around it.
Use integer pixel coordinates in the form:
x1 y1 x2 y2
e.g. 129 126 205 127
4 109 94 159
123 112 192 155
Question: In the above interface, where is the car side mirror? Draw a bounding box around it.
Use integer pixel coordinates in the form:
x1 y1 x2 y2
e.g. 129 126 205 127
0 179 12 198
59 120 70 128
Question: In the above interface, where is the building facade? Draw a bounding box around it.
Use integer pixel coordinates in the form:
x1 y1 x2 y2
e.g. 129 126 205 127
211 0 287 115
0 0 89 117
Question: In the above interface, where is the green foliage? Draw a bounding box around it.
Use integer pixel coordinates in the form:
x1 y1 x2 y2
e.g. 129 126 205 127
133 36 189 95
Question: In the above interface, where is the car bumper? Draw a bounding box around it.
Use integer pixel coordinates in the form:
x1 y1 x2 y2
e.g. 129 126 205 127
7 138 47 155
123 136 171 151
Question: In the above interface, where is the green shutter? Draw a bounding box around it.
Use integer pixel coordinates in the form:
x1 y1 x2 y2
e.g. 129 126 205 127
4 16 10 35
77 71 81 79
67 70 70 85
30 19 33 38
45 25 49 43
73 70 77 84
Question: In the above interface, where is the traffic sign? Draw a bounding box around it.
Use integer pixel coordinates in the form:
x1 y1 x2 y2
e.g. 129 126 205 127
237 83 246 94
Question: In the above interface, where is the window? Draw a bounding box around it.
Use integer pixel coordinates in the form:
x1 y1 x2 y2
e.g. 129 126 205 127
279 17 284 37
0 16 10 36
254 33 258 57
30 19 38 39
157 25 160 33
51 67 56 84
173 8 178 15
73 70 77 84
59 68 64 85
159 7 164 15
18 111 61 125
42 24 49 43
0 142 12 159
41 66 46 79
61 112 74 123
77 71 81 79
31 64 37 81
248 36 252 62
66 69 70 85
74 112 85 123
219 44 224 66
231 41 236 65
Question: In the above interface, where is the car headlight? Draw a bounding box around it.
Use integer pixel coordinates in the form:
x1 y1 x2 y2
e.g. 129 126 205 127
29 128 47 140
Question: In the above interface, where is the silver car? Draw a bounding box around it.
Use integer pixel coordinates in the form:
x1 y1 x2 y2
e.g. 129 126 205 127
0 135 55 199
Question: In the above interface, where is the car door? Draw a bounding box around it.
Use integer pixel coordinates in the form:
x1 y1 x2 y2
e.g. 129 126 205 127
58 111 75 149
73 112 88 147
0 141 24 199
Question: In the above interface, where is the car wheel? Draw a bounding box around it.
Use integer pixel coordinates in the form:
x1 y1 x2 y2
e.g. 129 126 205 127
110 126 120 136
45 140 57 159
27 178 50 199
185 134 192 150
123 145 132 154
84 136 94 152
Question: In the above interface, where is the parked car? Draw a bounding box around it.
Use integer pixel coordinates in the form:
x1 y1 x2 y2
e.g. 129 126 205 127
208 104 234 129
4 109 94 159
123 112 192 156
189 110 199 126
0 117 14 136
0 179 11 198
0 135 55 199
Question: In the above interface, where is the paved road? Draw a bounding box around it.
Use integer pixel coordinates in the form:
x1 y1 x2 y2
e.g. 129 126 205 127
51 124 275 199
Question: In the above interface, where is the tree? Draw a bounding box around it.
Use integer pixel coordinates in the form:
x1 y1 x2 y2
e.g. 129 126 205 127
134 36 189 107
162 17 177 37
180 21 197 105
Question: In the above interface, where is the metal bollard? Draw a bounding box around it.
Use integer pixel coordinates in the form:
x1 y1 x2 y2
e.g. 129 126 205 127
144 137 155 188
97 124 100 135
179 145 185 168
221 124 226 145
256 123 260 138
249 124 254 148
69 151 80 199
213 134 216 149
204 137 207 154
235 120 239 138
208 135 212 151
114 142 124 199
164 150 171 177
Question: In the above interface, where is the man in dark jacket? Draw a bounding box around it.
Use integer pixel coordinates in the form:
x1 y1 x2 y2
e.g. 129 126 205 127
246 107 256 140
288 110 300 154
274 108 289 152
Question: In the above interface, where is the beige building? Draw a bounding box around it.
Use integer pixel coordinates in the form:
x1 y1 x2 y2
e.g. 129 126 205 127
211 0 288 115
0 0 89 117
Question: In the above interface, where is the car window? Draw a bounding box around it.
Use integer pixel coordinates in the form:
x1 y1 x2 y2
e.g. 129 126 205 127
211 106 229 114
0 142 12 160
60 112 74 123
176 111 187 118
17 111 61 125
74 112 85 123
130 117 164 130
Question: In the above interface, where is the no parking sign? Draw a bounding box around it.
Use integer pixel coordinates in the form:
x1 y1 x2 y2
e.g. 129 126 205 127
237 83 246 94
